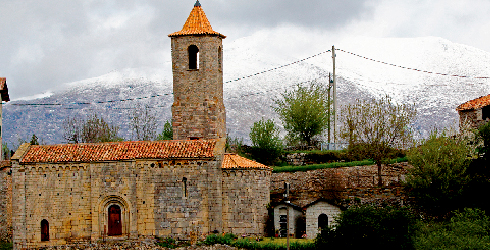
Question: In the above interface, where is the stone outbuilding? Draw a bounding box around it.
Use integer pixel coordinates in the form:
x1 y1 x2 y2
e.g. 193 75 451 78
272 198 341 240
11 2 272 249
457 94 490 130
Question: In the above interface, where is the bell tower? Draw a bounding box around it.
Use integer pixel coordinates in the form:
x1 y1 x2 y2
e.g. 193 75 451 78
168 0 226 140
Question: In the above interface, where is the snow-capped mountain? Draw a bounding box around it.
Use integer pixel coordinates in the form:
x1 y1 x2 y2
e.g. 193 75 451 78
4 34 490 147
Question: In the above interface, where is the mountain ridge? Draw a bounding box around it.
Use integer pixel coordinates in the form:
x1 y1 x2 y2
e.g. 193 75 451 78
4 35 490 148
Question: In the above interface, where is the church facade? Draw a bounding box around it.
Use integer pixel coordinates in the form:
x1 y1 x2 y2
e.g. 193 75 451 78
11 2 271 249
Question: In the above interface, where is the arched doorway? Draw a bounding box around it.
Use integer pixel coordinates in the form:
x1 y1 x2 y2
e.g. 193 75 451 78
108 204 122 236
318 214 328 231
41 219 49 241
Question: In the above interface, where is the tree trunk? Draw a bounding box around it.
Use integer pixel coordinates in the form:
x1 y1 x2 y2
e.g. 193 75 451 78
377 163 383 187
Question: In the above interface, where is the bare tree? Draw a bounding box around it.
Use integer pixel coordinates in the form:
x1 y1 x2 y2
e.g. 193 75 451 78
339 96 416 186
130 104 158 141
62 114 121 143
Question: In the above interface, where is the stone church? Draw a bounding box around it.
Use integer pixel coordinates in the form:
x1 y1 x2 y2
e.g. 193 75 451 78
11 1 271 249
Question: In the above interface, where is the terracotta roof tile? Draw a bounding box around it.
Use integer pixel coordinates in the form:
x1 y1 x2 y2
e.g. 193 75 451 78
0 78 9 102
168 1 225 38
21 140 217 164
457 94 490 111
222 153 272 170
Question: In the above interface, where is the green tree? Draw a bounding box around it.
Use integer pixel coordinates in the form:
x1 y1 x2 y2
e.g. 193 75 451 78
273 81 331 147
62 114 121 143
339 96 416 186
249 118 283 165
405 131 474 216
156 120 173 140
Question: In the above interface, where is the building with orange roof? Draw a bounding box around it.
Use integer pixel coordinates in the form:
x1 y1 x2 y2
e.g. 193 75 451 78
0 78 9 161
10 2 271 248
456 94 490 129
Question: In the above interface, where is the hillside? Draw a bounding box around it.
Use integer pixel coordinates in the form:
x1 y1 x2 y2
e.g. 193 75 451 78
4 35 490 147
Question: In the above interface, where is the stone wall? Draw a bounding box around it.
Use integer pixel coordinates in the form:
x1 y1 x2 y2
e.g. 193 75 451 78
459 109 488 130
11 159 224 249
271 163 410 205
222 169 270 236
171 35 226 140
0 163 12 242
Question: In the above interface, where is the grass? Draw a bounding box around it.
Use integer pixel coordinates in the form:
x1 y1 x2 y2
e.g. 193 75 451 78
272 156 408 173
0 242 12 250
232 238 315 250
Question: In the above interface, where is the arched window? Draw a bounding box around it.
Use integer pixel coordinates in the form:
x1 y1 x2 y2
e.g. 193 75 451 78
218 46 222 70
41 219 49 241
188 45 199 69
318 214 328 230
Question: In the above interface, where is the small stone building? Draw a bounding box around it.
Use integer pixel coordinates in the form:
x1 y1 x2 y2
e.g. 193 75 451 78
272 199 341 240
457 94 490 130
11 2 272 249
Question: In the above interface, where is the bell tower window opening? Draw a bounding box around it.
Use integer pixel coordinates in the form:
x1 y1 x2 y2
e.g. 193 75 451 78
188 45 199 70
41 219 49 241
218 46 222 71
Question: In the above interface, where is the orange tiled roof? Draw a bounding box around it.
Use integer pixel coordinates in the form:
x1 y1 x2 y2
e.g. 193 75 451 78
222 153 272 170
168 1 225 38
20 140 217 164
457 94 490 111
0 78 9 102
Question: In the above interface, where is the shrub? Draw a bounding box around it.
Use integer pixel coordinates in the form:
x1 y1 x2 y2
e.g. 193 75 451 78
315 205 416 250
414 208 490 250
156 237 176 249
204 233 237 246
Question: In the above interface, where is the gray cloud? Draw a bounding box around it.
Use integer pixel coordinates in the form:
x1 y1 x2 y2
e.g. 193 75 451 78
1 0 489 99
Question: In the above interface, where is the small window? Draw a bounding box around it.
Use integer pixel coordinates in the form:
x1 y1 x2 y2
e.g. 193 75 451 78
188 45 199 69
41 219 49 241
183 177 188 198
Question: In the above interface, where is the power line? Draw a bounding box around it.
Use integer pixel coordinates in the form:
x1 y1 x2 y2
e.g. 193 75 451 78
224 50 331 84
336 49 490 79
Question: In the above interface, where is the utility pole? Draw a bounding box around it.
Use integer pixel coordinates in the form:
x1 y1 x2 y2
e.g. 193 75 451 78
332 45 336 150
284 182 291 250
327 73 332 149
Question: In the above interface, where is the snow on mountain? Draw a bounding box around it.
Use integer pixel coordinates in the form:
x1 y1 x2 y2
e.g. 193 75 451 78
4 34 490 147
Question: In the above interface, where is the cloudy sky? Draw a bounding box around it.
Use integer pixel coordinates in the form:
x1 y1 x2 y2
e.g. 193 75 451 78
1 0 490 99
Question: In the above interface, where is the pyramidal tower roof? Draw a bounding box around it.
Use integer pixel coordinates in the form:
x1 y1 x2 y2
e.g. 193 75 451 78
168 0 226 38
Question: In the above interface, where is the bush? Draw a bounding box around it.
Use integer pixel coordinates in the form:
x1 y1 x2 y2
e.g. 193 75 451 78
315 205 416 250
156 237 177 249
204 233 237 246
405 132 474 217
414 208 490 250
231 239 314 250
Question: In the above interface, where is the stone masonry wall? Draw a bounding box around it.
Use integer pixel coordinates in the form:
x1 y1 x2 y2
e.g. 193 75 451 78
221 169 271 236
271 163 410 205
171 35 226 140
12 158 222 249
0 165 12 242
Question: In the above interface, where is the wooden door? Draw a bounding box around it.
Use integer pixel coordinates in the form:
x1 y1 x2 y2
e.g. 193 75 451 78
41 219 49 241
108 205 122 236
